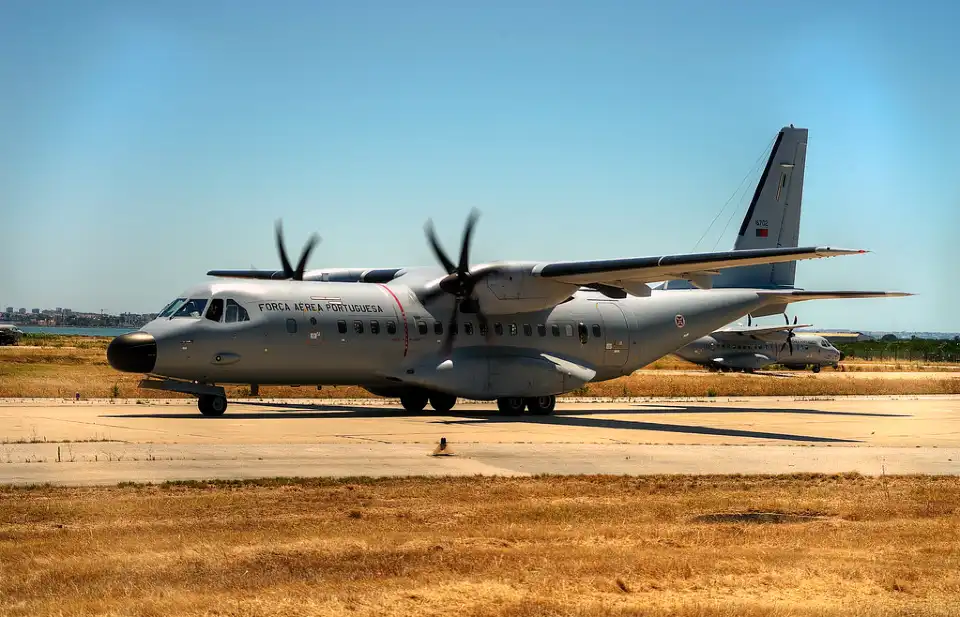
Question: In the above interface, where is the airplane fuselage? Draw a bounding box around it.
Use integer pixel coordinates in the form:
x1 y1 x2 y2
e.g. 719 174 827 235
124 279 774 398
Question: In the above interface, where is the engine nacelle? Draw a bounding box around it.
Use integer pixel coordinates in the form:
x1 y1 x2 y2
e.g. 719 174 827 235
475 268 577 315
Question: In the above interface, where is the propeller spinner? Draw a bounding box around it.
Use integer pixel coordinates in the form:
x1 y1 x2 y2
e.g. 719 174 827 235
421 209 497 356
275 220 320 280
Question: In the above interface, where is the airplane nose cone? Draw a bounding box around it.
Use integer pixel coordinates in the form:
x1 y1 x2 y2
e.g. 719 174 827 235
107 332 157 373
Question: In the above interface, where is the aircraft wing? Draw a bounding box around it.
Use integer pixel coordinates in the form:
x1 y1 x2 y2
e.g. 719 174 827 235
533 246 867 287
721 324 813 336
206 269 289 280
205 267 411 283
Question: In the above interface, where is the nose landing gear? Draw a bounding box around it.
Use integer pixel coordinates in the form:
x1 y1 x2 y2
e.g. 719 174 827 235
138 378 230 417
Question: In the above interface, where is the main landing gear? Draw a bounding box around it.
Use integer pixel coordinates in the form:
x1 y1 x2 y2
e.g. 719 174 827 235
497 396 556 416
397 391 557 416
198 394 228 416
399 391 457 413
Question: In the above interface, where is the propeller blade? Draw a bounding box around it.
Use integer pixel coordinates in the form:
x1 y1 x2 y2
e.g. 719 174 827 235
275 220 295 278
421 209 493 353
747 314 752 327
784 313 789 326
787 331 795 354
793 315 798 325
441 301 460 357
458 208 480 275
294 232 320 280
424 219 457 275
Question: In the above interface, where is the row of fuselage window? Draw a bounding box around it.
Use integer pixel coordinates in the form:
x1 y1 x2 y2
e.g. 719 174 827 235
712 342 806 351
287 317 605 343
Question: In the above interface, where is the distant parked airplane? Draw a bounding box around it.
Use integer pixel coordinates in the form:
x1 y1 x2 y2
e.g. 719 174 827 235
673 317 843 373
0 324 24 346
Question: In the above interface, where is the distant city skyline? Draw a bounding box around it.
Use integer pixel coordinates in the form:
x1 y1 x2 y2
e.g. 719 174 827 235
2 2 957 330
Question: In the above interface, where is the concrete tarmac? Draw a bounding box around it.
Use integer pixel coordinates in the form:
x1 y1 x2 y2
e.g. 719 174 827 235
1 395 959 485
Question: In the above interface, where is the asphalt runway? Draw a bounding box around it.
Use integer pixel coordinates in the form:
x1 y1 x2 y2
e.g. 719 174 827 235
1 395 959 485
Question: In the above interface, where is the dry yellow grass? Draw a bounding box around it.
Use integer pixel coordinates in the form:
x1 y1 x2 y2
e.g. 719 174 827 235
2 475 959 616
2 338 960 399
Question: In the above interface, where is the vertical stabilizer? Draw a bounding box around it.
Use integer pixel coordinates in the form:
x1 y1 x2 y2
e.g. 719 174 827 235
661 125 808 292
726 125 807 288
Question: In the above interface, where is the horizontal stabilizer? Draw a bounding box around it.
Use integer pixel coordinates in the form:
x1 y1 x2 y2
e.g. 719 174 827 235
763 290 913 302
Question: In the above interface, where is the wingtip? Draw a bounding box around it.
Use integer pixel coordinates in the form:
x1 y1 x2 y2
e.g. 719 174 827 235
813 247 870 255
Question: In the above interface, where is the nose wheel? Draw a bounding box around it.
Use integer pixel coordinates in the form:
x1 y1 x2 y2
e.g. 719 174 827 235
198 394 228 416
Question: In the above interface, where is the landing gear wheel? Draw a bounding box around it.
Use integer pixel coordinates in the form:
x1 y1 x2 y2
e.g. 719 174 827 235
400 392 429 412
812 365 821 373
497 397 526 415
198 394 227 417
526 395 556 415
429 393 457 413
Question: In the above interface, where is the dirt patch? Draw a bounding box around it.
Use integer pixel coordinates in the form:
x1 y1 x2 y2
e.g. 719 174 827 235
692 511 833 524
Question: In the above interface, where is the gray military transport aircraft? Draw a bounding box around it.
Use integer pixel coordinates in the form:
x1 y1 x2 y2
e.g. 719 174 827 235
106 126 909 417
673 315 843 373
106 215 907 417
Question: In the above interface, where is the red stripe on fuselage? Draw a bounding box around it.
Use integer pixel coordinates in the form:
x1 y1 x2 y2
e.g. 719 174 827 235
378 284 409 357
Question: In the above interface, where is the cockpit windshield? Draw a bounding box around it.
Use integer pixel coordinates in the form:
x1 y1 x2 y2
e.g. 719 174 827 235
171 298 209 318
158 298 186 318
820 339 830 348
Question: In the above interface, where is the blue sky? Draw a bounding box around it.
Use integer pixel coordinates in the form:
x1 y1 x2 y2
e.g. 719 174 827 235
2 1 957 331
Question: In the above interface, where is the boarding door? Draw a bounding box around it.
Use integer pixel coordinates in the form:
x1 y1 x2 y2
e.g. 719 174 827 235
597 302 629 367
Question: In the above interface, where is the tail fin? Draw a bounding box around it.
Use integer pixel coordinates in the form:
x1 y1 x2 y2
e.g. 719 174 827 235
661 125 808 291
725 125 808 288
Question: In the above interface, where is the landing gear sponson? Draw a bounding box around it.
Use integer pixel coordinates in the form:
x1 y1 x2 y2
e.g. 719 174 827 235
139 378 228 417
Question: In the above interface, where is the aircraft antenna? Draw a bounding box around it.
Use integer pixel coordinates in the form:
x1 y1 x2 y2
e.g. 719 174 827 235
690 131 777 252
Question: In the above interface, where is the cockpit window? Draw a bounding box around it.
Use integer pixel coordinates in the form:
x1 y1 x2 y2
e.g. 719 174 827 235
171 298 208 318
820 339 830 348
206 299 224 322
158 298 186 318
224 299 250 323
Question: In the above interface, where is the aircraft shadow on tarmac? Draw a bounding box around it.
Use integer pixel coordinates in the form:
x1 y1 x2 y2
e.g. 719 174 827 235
100 401 867 444
440 414 860 443
627 404 910 419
